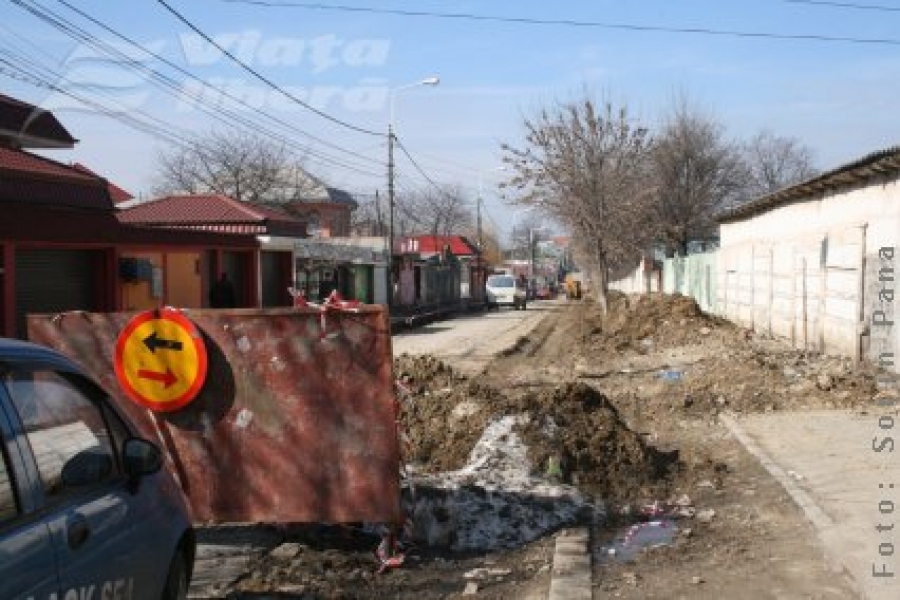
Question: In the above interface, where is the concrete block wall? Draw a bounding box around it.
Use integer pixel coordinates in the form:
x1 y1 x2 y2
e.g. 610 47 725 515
611 258 662 294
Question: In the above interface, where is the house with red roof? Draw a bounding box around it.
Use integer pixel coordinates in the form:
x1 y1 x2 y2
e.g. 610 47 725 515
72 162 135 204
394 234 486 311
118 193 308 307
0 94 264 338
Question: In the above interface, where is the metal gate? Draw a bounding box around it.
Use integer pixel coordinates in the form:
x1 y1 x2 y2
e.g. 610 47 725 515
15 248 97 338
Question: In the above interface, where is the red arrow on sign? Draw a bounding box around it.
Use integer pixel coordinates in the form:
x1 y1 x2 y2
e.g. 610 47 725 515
137 368 178 389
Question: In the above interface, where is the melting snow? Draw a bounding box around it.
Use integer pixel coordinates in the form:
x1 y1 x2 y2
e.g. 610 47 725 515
406 415 599 552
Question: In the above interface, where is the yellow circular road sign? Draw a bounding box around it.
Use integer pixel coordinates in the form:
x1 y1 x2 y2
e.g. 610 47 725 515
114 308 208 412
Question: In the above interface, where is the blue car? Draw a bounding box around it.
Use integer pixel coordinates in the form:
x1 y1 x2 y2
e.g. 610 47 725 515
0 338 195 600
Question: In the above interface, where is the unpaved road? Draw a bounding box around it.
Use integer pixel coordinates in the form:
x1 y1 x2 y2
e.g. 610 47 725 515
193 294 883 599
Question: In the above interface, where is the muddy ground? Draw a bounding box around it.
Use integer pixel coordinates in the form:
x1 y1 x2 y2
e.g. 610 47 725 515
226 292 878 599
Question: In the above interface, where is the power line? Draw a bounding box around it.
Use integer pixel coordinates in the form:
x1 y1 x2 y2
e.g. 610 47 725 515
394 136 451 196
782 0 900 12
55 0 386 170
0 58 195 147
218 0 900 46
155 0 384 135
7 0 385 179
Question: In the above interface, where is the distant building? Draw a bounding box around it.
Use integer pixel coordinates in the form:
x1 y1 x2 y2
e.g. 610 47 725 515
0 93 258 337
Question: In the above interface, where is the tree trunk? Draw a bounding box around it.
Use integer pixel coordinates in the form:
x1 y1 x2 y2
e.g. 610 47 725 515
595 242 610 315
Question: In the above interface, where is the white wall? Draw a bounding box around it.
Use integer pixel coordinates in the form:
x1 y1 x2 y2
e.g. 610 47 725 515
719 177 899 369
610 258 661 294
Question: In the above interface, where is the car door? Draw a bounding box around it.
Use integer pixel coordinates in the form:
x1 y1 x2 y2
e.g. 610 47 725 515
2 368 157 598
0 388 59 600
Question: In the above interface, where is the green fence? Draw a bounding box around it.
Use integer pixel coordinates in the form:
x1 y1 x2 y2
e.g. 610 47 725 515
663 251 718 313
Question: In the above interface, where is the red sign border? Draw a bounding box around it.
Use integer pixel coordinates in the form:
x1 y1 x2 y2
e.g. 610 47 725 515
114 308 208 412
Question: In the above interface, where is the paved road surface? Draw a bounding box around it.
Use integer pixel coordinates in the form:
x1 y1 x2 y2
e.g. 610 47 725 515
392 301 558 374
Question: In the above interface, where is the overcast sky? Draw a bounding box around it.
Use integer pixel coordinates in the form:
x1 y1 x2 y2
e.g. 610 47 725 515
3 0 899 238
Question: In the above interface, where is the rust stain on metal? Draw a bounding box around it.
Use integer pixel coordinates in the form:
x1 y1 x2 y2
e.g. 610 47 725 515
29 307 399 524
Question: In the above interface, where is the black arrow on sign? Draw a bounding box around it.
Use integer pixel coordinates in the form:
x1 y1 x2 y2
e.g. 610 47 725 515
143 332 184 353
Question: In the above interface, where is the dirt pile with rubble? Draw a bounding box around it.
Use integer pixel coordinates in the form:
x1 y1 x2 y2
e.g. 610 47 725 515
221 293 885 599
530 292 882 418
395 355 681 503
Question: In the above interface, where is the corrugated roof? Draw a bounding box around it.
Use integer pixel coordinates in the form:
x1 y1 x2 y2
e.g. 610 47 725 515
718 146 900 224
0 94 77 148
117 194 307 237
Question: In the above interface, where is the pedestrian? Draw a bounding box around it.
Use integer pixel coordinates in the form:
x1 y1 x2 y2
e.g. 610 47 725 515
210 272 237 308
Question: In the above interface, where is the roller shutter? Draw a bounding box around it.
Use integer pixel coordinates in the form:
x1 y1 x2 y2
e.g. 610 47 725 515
15 249 97 338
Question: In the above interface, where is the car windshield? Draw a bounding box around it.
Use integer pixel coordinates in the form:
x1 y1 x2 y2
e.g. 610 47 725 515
487 276 515 288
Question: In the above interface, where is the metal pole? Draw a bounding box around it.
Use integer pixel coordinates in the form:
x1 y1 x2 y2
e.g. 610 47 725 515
529 229 534 277
477 196 483 251
387 123 395 310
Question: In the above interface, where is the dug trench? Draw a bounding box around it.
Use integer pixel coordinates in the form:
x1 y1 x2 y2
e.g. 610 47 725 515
224 294 876 599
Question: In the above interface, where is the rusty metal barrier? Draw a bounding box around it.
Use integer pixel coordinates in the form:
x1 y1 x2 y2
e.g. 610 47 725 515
28 307 400 524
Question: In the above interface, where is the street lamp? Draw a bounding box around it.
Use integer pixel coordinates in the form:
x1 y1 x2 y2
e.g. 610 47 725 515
387 76 439 310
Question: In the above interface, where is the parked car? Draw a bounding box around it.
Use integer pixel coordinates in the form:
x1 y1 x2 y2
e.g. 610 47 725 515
0 338 195 600
486 274 527 310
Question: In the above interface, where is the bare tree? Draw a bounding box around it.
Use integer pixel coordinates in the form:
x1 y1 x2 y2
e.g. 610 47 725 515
350 191 387 236
649 100 746 257
502 96 652 312
155 130 294 202
508 212 547 262
396 185 474 238
740 130 818 200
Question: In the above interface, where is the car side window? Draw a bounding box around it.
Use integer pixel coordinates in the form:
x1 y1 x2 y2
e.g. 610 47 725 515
2 370 119 501
0 444 18 524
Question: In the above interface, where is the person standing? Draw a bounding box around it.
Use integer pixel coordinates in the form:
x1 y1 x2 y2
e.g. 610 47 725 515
210 272 237 308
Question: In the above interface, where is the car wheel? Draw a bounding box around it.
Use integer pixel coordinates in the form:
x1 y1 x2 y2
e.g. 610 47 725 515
162 547 189 600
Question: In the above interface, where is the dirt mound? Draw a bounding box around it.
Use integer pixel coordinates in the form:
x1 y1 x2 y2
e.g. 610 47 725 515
395 355 680 502
575 293 734 353
516 382 680 501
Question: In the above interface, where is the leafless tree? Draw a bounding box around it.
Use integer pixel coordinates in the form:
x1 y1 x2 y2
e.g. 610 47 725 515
508 212 548 262
501 96 653 312
740 130 818 200
350 191 387 236
155 130 296 202
649 100 746 257
396 185 474 238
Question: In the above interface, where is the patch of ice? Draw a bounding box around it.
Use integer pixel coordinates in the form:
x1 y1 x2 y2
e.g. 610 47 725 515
406 415 597 552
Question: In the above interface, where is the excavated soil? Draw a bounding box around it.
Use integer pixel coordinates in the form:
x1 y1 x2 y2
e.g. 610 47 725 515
223 292 880 599
395 355 681 503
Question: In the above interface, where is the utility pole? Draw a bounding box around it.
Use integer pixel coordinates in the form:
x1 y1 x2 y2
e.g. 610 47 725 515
387 123 395 310
476 195 483 251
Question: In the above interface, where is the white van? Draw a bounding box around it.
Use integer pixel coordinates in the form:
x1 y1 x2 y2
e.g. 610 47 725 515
486 274 527 310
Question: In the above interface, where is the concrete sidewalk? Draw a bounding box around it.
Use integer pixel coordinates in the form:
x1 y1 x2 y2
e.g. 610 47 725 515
724 409 900 600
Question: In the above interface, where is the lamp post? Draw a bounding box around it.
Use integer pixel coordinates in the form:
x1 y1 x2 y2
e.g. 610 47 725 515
387 76 439 310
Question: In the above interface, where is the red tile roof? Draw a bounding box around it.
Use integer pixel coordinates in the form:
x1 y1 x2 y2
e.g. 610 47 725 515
117 194 307 237
0 147 112 209
0 147 98 182
402 235 478 256
72 163 134 203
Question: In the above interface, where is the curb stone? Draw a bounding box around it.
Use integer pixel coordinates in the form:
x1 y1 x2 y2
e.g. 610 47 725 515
548 528 592 600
